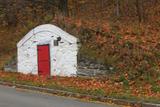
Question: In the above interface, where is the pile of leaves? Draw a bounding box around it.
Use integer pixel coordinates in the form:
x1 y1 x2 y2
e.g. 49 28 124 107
0 71 160 103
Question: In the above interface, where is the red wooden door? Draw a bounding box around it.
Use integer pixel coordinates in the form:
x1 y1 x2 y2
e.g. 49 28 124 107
37 45 50 76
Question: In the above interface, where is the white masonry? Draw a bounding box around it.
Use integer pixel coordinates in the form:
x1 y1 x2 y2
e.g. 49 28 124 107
17 24 78 76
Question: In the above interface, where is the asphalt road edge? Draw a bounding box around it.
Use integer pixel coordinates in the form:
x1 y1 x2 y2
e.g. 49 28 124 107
0 80 159 107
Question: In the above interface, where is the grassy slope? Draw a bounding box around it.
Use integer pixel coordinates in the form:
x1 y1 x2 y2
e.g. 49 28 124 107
0 24 37 69
0 0 160 87
1 14 160 75
0 1 160 103
1 71 160 104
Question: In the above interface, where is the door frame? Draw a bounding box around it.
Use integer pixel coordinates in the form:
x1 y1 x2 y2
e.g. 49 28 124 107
37 44 51 76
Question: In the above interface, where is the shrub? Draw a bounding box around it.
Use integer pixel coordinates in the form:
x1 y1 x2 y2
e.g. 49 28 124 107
119 75 129 88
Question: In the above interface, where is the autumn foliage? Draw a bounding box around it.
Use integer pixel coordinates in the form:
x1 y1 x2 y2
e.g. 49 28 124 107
0 71 160 102
0 0 160 103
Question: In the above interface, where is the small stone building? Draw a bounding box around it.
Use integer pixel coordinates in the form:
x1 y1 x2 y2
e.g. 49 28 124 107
17 24 78 77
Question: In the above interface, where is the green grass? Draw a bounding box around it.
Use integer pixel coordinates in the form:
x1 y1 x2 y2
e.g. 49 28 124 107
1 72 160 104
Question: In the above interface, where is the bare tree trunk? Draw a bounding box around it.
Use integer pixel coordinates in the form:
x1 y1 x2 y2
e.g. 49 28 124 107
100 0 104 17
136 0 145 23
4 0 18 26
59 0 69 16
73 0 78 18
116 0 120 18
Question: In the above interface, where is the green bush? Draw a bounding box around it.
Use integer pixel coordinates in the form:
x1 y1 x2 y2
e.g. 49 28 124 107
152 85 160 93
44 14 54 22
119 75 129 88
92 88 105 96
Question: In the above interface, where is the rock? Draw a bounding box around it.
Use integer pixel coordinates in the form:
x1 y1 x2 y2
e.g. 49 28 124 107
4 56 17 72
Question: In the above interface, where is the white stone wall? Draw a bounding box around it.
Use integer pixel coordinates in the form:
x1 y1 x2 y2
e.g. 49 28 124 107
17 24 78 76
50 42 78 76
